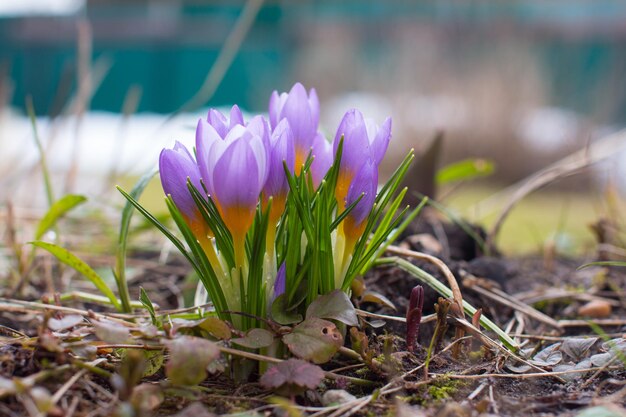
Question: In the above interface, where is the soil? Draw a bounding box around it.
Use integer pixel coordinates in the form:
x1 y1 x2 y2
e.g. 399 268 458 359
1 210 626 417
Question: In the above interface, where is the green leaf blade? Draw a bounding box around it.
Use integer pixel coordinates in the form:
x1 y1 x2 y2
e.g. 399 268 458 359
35 194 87 240
30 241 121 310
436 158 494 185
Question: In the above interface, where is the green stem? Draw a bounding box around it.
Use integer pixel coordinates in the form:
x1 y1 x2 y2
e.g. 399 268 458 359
199 235 224 277
234 236 246 272
266 223 276 263
375 256 519 352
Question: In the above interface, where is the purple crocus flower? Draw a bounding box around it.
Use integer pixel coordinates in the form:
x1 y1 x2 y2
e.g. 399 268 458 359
159 141 207 238
196 106 246 197
333 109 391 210
263 119 295 222
269 82 320 168
343 159 378 241
196 115 270 244
310 133 333 188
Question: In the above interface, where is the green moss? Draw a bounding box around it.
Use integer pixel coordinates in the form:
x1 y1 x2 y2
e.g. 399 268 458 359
405 376 465 406
427 378 460 401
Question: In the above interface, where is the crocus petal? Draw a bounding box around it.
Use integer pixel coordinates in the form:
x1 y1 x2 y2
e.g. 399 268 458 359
264 118 295 199
207 109 229 138
229 104 244 129
213 137 264 210
205 106 245 139
269 91 288 130
369 117 392 166
196 119 226 196
308 87 320 133
273 262 286 300
159 141 203 221
246 115 271 147
310 132 332 188
345 159 378 227
269 83 320 169
333 109 371 175
282 82 316 151
333 109 371 207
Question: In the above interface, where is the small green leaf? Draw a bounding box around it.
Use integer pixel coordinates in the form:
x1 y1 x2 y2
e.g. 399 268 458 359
435 158 494 185
142 350 165 378
198 317 231 340
139 287 158 326
578 261 626 270
282 318 343 364
116 170 157 313
164 336 220 386
30 241 120 310
231 328 274 349
271 294 303 325
35 194 87 240
306 290 358 326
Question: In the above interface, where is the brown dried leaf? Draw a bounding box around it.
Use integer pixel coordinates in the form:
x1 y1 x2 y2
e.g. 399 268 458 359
260 358 324 396
48 314 84 331
361 290 396 310
94 320 131 344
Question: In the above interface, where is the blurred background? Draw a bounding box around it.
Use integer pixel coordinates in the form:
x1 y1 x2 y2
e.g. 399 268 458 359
2 0 626 253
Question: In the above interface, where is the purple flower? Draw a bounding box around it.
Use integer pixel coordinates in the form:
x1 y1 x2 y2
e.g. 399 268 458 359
196 106 246 197
197 116 270 240
343 159 378 240
263 119 295 221
159 141 207 237
310 133 333 188
333 109 391 210
269 83 320 168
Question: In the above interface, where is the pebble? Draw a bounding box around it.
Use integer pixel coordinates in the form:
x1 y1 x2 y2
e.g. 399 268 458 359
578 300 612 318
322 389 357 406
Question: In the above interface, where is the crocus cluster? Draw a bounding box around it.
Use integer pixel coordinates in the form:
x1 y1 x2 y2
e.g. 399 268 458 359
158 82 392 320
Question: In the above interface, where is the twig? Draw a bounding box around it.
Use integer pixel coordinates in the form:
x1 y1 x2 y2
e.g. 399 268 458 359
431 365 622 380
51 369 87 405
558 319 626 328
511 333 624 341
516 288 621 307
462 274 562 331
0 298 138 326
449 316 564 382
580 355 620 389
